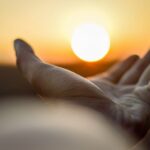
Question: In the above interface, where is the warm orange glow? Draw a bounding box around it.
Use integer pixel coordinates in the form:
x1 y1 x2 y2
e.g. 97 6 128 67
0 0 149 64
71 24 110 62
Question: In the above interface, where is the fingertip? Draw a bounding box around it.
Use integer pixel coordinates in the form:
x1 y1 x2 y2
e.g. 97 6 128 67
14 38 24 44
128 54 140 61
123 55 139 64
14 38 34 55
14 38 26 49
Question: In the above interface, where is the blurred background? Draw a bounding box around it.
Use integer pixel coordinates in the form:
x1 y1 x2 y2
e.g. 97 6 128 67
0 0 149 97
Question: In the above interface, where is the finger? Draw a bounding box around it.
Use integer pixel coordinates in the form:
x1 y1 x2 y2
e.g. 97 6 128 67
119 50 150 85
14 39 43 82
103 55 139 83
14 39 99 97
137 65 150 86
14 39 115 115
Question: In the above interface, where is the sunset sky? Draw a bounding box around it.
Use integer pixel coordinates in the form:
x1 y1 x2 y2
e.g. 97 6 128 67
0 0 150 64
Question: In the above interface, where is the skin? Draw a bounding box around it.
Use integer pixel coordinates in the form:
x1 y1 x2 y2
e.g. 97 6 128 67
14 39 150 146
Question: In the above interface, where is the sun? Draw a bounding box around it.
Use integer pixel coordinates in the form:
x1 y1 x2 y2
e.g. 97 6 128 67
71 23 110 62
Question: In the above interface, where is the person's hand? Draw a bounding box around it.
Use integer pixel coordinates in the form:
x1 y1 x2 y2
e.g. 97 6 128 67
14 39 150 139
89 52 150 138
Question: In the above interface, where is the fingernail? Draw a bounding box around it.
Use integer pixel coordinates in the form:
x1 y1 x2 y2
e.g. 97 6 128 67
14 39 27 49
14 39 34 54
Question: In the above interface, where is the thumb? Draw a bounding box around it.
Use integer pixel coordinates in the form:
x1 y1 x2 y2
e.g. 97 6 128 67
14 39 43 83
14 39 114 114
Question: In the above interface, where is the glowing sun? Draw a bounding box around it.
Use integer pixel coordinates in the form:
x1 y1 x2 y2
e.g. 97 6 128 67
71 23 110 62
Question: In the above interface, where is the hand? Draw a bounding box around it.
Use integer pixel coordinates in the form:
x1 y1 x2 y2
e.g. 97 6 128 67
89 51 150 138
14 39 150 140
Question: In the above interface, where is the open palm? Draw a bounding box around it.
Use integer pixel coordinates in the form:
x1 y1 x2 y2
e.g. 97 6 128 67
14 39 150 139
90 53 150 138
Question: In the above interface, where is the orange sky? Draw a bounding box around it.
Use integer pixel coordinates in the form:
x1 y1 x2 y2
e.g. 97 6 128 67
0 0 150 64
